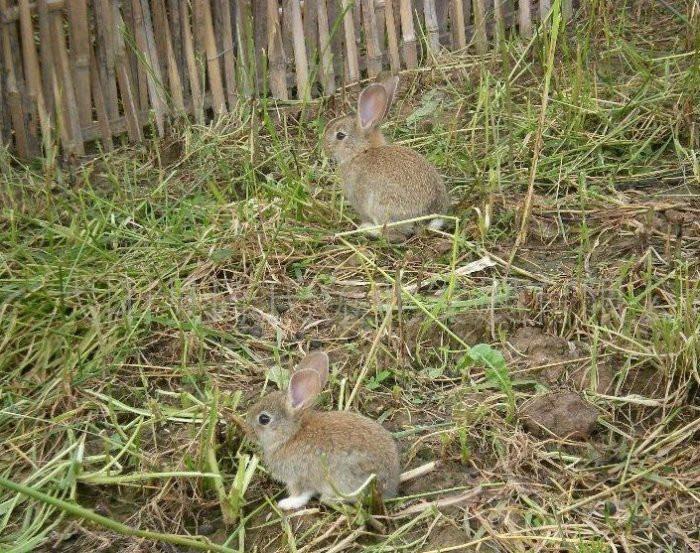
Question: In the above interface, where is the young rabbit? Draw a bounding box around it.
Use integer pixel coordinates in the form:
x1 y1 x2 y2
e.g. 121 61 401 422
246 351 400 510
323 75 449 238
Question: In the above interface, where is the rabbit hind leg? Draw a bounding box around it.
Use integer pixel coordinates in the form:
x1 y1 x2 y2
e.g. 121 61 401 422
358 221 406 242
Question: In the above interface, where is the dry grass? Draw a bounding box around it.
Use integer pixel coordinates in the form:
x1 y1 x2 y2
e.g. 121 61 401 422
1 1 699 552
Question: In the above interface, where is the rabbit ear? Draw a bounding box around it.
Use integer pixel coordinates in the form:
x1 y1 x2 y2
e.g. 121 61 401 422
357 83 389 130
288 369 322 410
380 75 399 117
296 351 329 388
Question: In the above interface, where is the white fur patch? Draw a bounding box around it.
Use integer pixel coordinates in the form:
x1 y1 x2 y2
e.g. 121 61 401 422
359 222 381 237
278 492 313 510
428 218 445 230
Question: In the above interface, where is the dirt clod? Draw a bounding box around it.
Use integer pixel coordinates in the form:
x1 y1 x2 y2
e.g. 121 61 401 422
421 525 470 552
508 326 574 366
519 391 599 439
406 310 514 351
622 365 667 398
507 326 614 393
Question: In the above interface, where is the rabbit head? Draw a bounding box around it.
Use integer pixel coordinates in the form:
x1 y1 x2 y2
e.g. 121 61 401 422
324 76 400 165
247 351 329 454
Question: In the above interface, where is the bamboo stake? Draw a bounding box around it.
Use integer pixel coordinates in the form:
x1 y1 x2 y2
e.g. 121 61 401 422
362 0 383 78
50 76 72 153
519 0 532 38
0 48 4 146
376 0 387 53
199 0 227 113
168 0 186 98
317 0 335 94
149 0 169 72
384 0 401 73
289 0 310 100
494 0 505 41
37 0 54 116
304 0 319 66
326 0 344 81
180 2 203 122
281 0 294 69
218 0 237 107
89 47 113 151
451 0 467 49
94 0 119 121
137 0 167 132
436 0 449 46
341 0 360 83
5 0 39 156
399 0 418 69
130 0 151 112
152 0 185 112
68 0 92 127
253 0 267 91
267 0 288 99
464 0 472 41
112 3 143 141
390 0 402 43
540 0 552 20
423 0 440 53
18 0 52 149
0 58 4 147
472 0 487 54
353 0 362 39
4 2 63 23
236 0 254 97
50 9 85 155
0 3 29 157
120 1 140 106
562 0 573 20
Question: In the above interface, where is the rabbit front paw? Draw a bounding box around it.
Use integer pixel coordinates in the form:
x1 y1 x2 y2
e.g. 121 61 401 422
278 492 313 510
358 222 381 237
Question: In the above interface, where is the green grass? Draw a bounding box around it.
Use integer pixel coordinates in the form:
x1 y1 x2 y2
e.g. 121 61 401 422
1 1 699 551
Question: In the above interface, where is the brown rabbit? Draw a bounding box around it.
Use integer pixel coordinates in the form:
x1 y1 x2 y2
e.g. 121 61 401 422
324 75 449 238
246 351 400 510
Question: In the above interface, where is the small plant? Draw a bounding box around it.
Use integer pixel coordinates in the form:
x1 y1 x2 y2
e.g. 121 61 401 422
465 343 515 421
365 369 392 390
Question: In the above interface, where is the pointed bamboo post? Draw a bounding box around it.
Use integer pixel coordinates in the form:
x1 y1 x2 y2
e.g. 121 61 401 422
451 0 467 49
399 0 417 68
289 0 310 99
423 0 440 53
519 0 532 38
317 0 336 94
384 0 401 72
362 0 382 77
68 0 92 127
267 0 288 99
341 0 360 83
18 0 52 148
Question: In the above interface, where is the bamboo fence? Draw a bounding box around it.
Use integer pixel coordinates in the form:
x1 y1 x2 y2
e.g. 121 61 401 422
0 0 575 158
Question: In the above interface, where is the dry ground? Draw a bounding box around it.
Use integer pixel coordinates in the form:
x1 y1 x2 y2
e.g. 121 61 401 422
1 2 699 552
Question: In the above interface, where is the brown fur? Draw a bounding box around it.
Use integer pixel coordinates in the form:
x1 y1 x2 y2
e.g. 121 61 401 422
323 76 449 236
247 391 400 502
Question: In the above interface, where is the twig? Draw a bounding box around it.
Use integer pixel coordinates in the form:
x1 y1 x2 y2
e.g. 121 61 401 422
392 486 483 518
400 461 440 483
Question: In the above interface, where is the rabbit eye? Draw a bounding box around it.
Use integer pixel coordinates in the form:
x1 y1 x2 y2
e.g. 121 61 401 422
258 413 271 425
335 131 346 140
